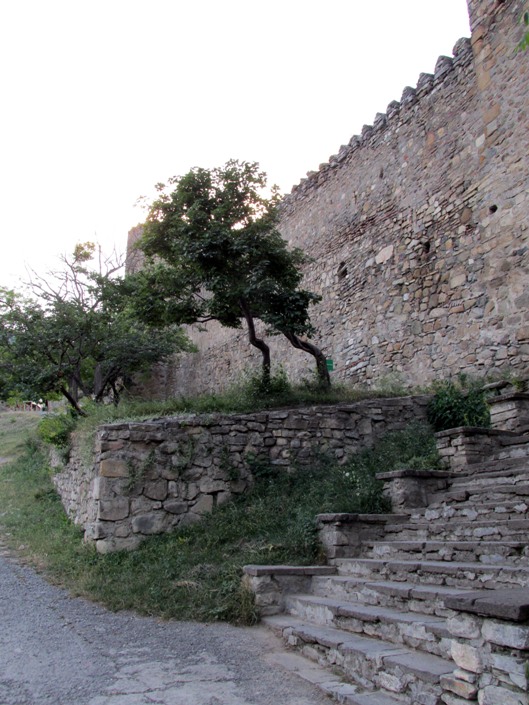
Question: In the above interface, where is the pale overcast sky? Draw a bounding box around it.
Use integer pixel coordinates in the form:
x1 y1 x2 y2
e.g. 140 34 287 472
0 0 470 289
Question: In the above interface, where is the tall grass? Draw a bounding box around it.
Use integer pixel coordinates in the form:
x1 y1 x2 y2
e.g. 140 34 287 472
0 411 41 459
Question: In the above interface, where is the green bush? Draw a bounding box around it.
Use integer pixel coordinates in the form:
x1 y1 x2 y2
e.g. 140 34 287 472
427 377 490 432
37 413 76 449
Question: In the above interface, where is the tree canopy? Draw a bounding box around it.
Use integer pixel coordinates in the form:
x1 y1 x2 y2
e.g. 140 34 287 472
131 160 329 386
0 243 191 413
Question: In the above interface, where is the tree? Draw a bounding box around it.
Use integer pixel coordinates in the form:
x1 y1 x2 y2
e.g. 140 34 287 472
0 244 191 413
133 160 329 387
516 10 529 52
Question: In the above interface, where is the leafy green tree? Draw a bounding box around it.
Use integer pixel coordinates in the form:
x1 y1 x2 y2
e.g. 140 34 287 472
0 244 190 413
133 160 329 387
516 10 529 52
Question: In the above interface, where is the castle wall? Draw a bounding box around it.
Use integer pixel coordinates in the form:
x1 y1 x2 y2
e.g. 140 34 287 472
134 0 529 399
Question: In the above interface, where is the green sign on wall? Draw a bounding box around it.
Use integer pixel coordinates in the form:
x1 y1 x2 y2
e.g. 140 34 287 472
326 359 334 372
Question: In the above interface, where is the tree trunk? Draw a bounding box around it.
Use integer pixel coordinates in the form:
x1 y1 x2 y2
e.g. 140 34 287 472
110 380 120 406
282 331 331 388
93 362 104 399
60 385 87 416
239 299 271 385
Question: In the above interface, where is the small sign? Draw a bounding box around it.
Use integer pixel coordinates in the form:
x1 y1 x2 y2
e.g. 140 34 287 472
326 359 334 372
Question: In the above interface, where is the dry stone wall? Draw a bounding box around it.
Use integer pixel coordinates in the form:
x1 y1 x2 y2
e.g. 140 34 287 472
55 396 428 553
133 0 529 400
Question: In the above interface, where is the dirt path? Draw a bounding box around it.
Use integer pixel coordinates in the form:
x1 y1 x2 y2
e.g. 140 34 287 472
0 550 333 705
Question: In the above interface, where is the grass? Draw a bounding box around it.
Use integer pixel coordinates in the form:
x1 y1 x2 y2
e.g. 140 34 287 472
0 411 41 460
0 422 439 624
71 373 413 460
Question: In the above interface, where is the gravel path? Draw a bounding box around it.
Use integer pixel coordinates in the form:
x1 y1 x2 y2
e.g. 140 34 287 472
0 547 333 705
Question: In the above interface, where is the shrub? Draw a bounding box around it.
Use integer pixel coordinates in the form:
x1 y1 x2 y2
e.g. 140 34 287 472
427 376 490 432
37 413 76 449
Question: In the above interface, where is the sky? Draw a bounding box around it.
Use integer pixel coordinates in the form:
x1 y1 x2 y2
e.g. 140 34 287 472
0 0 471 289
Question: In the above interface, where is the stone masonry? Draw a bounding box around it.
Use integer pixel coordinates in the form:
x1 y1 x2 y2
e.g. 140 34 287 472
53 396 428 553
242 391 529 705
130 0 529 399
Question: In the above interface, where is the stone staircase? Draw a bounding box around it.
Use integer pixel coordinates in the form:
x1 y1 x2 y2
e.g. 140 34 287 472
243 393 529 705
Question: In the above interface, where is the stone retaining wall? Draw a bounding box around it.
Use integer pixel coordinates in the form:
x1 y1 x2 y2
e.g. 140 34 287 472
54 396 428 553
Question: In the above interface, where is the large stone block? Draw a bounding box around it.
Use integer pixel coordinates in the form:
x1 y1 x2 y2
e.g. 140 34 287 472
132 513 166 535
98 498 129 521
440 674 478 699
193 494 214 515
163 500 188 515
447 613 482 639
143 479 168 501
451 641 484 673
478 685 526 705
99 459 129 478
95 536 142 553
482 620 529 650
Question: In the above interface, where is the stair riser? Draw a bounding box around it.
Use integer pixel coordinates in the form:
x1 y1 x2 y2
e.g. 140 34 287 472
285 596 451 659
287 633 445 705
311 577 452 617
385 525 529 543
334 562 529 589
449 470 529 487
412 506 529 523
431 487 529 504
364 547 529 565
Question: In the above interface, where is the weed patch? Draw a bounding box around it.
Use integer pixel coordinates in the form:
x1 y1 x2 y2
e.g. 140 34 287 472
427 375 490 431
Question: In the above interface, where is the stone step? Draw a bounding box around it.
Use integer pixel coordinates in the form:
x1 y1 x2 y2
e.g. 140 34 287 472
332 557 529 589
384 516 529 542
264 614 452 705
363 539 529 565
311 575 471 616
265 649 404 705
334 693 404 705
284 593 451 658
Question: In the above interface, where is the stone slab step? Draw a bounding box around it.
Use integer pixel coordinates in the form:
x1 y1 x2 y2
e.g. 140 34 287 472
342 693 402 705
264 614 452 704
339 694 404 705
284 593 451 657
444 586 529 621
331 557 529 589
267 649 407 705
311 576 472 615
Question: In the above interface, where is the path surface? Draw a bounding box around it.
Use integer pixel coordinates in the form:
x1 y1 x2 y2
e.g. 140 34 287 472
0 547 333 705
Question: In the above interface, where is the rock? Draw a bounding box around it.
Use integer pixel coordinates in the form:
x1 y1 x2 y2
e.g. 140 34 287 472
482 620 529 650
98 498 129 521
99 459 129 478
478 685 526 705
132 513 166 535
451 642 484 673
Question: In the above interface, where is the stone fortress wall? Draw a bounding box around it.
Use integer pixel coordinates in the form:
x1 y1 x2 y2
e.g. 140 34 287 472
130 0 529 399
